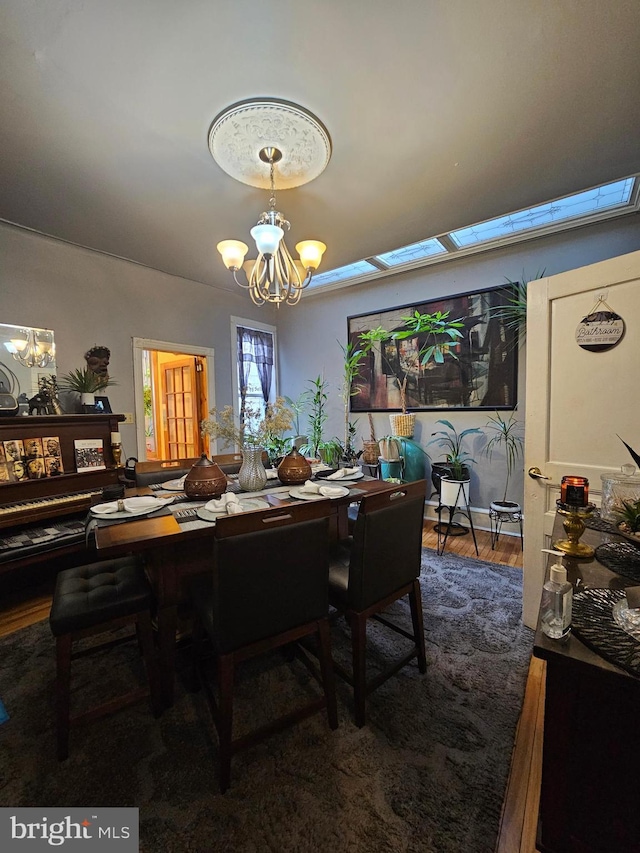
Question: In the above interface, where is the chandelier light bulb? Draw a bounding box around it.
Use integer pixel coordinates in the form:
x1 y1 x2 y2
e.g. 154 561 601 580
296 240 326 270
250 224 284 256
217 240 249 270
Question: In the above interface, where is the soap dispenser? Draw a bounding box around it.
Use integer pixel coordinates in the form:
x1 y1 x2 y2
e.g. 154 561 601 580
540 549 573 639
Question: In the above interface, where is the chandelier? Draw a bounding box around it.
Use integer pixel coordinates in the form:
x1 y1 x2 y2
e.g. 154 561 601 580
209 99 332 307
4 327 55 368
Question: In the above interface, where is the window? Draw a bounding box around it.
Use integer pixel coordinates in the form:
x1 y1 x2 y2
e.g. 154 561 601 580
230 317 277 435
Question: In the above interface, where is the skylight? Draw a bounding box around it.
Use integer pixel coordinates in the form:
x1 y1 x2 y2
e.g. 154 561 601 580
449 178 635 249
310 259 380 286
375 237 447 267
307 175 638 292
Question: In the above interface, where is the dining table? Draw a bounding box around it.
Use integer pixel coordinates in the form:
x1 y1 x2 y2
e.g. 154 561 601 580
93 469 394 707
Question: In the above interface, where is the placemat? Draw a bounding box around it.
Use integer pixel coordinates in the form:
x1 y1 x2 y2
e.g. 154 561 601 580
594 541 640 583
572 587 640 677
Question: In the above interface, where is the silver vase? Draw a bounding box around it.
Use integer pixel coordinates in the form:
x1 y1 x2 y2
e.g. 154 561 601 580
238 446 268 492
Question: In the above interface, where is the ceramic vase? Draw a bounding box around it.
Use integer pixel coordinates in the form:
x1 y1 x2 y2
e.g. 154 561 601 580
238 446 268 492
440 476 470 508
277 447 312 485
184 454 227 500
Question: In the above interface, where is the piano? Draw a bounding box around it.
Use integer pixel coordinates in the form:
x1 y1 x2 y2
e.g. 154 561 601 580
0 413 125 575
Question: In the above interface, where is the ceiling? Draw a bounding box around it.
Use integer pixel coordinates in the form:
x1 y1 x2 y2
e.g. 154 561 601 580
2 0 640 293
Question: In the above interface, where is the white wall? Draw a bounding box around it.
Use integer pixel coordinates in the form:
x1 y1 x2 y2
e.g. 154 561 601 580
0 222 277 458
278 215 640 516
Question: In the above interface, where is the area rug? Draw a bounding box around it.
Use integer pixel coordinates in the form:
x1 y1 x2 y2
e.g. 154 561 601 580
0 550 533 853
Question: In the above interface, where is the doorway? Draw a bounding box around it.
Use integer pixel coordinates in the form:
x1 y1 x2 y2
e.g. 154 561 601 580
132 338 215 461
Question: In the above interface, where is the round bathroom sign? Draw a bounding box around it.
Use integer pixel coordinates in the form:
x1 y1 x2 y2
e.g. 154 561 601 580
575 310 625 352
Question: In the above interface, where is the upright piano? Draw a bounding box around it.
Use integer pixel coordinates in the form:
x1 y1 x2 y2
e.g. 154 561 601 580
0 413 125 577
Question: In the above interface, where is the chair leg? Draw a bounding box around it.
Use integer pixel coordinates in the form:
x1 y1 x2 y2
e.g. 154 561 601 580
136 610 162 717
409 579 427 674
350 611 368 728
316 618 338 730
217 653 235 794
55 634 72 761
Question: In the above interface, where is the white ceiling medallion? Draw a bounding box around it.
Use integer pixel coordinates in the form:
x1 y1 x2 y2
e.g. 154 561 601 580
208 98 332 190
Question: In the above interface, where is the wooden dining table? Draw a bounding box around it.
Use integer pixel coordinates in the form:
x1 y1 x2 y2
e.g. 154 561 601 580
94 476 394 707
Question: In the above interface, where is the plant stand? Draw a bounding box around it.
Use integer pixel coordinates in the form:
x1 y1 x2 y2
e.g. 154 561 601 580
489 500 523 550
436 481 478 556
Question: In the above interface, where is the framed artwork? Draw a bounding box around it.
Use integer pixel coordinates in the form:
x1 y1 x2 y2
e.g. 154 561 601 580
348 285 519 412
74 438 106 473
94 396 112 413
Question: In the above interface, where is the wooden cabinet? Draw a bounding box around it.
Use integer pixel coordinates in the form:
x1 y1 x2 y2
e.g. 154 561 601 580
534 520 640 853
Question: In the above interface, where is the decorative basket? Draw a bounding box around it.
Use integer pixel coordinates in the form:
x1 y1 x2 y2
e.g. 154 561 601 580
361 441 379 465
389 413 415 437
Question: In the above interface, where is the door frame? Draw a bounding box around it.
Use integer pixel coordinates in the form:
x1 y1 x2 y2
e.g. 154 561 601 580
132 337 216 461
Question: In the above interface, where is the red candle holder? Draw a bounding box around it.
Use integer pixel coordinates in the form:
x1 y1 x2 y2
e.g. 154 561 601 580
560 475 589 507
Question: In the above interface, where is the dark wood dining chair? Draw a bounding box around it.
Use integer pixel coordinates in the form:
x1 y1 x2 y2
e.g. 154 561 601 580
134 457 199 487
328 479 428 727
189 501 338 793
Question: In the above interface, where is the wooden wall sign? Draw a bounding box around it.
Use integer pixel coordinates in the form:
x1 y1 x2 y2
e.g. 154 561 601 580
576 295 625 352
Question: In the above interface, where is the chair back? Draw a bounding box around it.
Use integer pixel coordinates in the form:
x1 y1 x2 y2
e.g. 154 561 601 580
134 457 199 487
213 501 332 653
348 479 427 611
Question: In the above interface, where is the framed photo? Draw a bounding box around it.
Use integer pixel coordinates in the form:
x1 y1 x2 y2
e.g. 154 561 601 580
74 438 106 473
348 285 519 412
94 396 112 414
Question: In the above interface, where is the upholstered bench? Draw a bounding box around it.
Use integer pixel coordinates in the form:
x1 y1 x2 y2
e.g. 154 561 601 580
49 555 160 760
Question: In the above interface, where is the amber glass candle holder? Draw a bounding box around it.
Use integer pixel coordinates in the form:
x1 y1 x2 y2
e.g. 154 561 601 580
553 500 595 558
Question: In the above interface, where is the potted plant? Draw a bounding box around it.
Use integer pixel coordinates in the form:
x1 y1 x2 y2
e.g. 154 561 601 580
483 409 524 510
358 310 464 436
427 419 482 506
299 375 330 461
58 367 117 411
284 391 311 450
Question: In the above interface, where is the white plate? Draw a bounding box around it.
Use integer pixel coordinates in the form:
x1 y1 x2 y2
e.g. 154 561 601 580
159 478 187 492
289 485 350 501
316 470 364 482
90 496 171 518
196 498 270 522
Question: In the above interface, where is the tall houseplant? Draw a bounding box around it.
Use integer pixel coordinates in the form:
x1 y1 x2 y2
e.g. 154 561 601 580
483 410 524 506
58 367 116 410
427 419 482 503
359 310 464 435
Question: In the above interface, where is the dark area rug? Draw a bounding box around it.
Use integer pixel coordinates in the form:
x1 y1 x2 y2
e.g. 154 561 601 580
0 549 533 852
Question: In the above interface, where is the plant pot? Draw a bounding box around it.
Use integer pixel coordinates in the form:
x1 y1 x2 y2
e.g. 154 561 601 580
362 440 379 465
277 447 312 485
293 435 307 450
389 413 415 438
431 463 469 495
80 392 95 413
379 437 402 461
440 476 470 508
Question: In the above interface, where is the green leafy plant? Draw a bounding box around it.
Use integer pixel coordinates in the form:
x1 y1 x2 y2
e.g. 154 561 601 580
615 498 640 534
299 376 330 460
58 367 116 394
483 409 524 503
338 340 370 462
283 391 311 437
488 269 546 346
427 419 482 480
358 311 464 413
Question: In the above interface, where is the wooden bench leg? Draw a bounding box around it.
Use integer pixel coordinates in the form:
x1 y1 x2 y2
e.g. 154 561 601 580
350 611 368 728
410 579 427 674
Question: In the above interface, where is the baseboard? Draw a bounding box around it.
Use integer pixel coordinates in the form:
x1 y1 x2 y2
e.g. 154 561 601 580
424 501 522 539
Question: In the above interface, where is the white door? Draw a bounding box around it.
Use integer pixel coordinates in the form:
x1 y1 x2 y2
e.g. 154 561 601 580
523 249 640 628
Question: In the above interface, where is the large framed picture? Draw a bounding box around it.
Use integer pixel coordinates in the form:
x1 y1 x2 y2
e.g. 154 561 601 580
348 285 519 412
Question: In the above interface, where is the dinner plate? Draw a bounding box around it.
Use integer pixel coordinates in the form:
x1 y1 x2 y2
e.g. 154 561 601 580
314 469 364 482
90 496 171 518
196 498 270 522
289 485 350 501
160 478 187 492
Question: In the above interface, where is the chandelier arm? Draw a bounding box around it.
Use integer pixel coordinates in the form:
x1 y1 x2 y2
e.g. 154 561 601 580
231 269 251 289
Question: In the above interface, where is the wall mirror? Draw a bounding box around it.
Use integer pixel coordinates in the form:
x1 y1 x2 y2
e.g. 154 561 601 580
0 323 57 402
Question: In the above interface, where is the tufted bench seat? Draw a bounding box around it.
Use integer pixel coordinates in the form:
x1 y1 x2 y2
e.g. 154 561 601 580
49 555 160 760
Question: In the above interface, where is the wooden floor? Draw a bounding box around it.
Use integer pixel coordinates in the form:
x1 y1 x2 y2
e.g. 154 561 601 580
0 522 541 852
